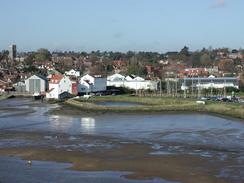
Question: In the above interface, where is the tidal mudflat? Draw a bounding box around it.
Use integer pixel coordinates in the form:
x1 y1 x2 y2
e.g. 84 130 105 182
0 98 243 183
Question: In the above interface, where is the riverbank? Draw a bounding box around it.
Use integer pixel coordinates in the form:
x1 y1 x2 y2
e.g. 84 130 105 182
0 93 33 100
64 96 244 119
0 93 10 100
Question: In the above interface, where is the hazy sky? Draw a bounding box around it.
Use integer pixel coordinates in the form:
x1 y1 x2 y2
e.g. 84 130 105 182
0 0 243 52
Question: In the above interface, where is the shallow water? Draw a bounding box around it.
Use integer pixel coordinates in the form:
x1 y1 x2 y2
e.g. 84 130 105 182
0 98 244 182
1 99 243 151
0 156 174 183
95 101 142 107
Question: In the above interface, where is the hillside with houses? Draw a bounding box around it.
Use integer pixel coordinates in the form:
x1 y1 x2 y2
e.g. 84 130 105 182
0 46 244 99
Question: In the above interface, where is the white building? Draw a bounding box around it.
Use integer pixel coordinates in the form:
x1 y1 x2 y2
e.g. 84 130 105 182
107 73 125 88
65 69 80 77
107 74 158 91
25 75 47 94
180 77 239 90
229 52 242 59
13 81 26 93
125 75 145 81
46 75 73 99
107 73 125 81
78 74 106 94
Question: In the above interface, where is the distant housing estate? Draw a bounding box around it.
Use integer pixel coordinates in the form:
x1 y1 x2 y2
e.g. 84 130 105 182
0 44 243 97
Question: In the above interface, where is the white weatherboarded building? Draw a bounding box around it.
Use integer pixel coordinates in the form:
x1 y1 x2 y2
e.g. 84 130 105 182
107 73 125 88
107 74 158 90
65 69 80 77
78 74 106 94
25 75 47 94
13 81 26 93
46 75 73 99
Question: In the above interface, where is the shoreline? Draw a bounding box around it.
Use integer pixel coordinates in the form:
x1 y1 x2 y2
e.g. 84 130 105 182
50 105 243 123
63 96 244 120
1 95 243 120
0 94 10 101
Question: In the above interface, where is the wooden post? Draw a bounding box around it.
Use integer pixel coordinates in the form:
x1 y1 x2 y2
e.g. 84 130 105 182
159 79 162 97
210 80 213 97
175 78 178 97
184 77 186 98
197 77 201 99
224 79 226 97
167 79 170 96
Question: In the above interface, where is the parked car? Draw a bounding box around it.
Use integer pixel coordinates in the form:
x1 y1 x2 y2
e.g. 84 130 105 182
200 97 208 100
221 98 231 102
231 96 239 102
239 99 244 104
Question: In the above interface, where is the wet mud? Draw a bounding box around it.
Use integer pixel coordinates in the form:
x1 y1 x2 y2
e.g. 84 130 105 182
0 98 243 183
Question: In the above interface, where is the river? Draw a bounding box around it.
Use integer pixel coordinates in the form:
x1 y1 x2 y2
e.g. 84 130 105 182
0 98 243 183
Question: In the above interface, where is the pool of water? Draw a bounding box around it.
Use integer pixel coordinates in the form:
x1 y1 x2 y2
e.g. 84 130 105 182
95 101 143 107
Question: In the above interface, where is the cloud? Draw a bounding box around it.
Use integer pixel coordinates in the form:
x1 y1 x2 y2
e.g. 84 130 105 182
209 0 227 9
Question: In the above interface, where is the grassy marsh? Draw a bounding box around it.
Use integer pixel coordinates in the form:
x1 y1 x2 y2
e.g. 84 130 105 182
65 95 244 119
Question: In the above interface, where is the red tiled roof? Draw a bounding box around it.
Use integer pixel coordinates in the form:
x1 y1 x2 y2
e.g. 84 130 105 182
49 74 63 84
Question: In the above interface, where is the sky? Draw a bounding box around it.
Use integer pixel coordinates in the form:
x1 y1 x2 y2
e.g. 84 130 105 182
0 0 243 52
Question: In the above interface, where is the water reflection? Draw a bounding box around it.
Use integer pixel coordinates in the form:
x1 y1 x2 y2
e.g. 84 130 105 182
81 117 95 134
48 116 96 134
49 115 80 133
